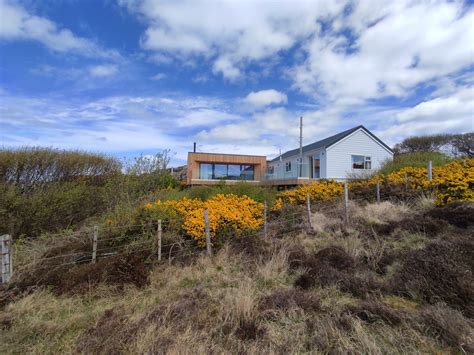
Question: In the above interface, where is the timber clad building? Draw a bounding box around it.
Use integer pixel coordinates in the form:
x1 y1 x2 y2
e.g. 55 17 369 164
186 126 393 186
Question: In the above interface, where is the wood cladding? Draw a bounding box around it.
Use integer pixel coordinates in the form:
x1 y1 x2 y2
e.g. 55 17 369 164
187 152 267 185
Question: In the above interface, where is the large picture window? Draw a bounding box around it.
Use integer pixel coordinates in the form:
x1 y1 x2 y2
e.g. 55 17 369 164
352 155 372 170
199 163 255 180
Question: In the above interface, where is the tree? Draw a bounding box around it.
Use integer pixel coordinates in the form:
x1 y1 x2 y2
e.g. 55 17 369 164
393 133 473 157
451 133 473 157
394 134 450 154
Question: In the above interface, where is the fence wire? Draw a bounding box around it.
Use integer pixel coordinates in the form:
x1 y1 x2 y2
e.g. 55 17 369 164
11 181 432 272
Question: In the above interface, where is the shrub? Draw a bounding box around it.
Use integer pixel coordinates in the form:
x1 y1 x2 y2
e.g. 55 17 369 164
140 194 264 246
349 158 474 206
276 180 344 206
390 236 474 317
0 147 120 192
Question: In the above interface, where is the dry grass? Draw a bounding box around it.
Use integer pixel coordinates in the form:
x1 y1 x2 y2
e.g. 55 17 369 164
355 201 410 225
1 200 473 354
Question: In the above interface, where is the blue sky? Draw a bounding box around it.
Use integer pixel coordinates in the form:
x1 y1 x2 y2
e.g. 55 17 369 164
1 0 473 165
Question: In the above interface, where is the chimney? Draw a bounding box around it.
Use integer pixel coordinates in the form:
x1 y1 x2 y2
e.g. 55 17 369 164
193 142 196 152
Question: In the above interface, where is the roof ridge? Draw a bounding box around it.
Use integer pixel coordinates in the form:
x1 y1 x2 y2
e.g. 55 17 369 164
270 125 390 162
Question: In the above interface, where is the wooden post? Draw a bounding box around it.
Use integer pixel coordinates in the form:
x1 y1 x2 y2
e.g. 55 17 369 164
404 173 408 191
263 201 268 240
1 234 11 284
157 220 162 261
376 180 381 203
92 225 98 264
344 183 349 224
428 160 432 182
204 209 212 256
306 194 313 231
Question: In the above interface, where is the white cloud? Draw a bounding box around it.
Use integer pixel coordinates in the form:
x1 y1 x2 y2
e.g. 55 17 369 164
395 88 474 125
212 57 241 80
0 0 119 59
244 89 287 108
292 1 474 104
120 0 343 79
177 109 242 128
150 73 166 81
363 85 474 147
0 92 247 163
89 65 118 77
121 0 473 104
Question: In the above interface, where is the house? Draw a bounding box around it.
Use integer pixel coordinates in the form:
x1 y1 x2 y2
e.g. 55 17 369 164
187 152 266 185
266 125 393 183
186 125 393 186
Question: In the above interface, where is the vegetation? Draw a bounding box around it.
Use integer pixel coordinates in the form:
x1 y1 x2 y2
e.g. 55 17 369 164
1 198 473 353
1 144 473 353
0 148 177 239
393 132 473 157
378 151 452 174
142 194 264 246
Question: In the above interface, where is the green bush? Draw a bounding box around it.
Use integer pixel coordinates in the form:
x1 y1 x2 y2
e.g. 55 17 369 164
379 151 452 175
0 147 120 192
0 147 178 239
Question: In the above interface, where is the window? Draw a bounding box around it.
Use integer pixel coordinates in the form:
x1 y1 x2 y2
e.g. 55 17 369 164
285 162 292 172
227 164 241 180
214 164 227 179
364 156 371 170
241 165 254 180
352 155 372 170
199 163 255 180
199 163 213 179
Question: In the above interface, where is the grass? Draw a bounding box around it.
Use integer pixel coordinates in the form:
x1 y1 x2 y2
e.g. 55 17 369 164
378 151 452 175
1 200 473 353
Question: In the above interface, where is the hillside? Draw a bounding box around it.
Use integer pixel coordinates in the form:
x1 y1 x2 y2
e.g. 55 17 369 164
1 196 473 353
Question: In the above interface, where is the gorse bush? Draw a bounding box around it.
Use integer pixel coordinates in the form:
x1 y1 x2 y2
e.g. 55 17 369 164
140 194 264 246
276 180 344 207
352 158 474 205
130 158 472 246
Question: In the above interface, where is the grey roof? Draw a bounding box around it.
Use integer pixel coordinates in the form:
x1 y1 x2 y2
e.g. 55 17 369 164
270 125 392 162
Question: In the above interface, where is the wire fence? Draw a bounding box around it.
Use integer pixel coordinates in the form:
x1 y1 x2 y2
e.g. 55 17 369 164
2 176 438 284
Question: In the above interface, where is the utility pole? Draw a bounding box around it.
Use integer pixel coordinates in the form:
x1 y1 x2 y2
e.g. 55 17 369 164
299 116 303 177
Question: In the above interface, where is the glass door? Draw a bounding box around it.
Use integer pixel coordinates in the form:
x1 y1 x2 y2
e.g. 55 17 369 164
313 155 320 178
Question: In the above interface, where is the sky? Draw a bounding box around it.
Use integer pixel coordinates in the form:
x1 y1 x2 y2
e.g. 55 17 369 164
0 0 473 166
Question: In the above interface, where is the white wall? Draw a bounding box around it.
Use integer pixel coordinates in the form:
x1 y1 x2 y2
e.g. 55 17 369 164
325 129 393 179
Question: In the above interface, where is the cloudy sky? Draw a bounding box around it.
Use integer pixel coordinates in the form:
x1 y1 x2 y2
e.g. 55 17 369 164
1 0 473 165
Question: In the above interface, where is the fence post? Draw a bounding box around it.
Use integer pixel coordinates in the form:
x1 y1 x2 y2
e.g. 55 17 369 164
404 173 408 191
263 201 268 240
92 225 98 264
306 194 313 231
376 180 381 203
1 234 12 284
157 220 162 261
428 160 432 182
204 209 212 256
344 183 349 225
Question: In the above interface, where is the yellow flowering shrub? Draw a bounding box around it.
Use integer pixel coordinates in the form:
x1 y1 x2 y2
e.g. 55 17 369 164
432 159 474 205
277 180 344 206
348 158 473 205
141 194 264 246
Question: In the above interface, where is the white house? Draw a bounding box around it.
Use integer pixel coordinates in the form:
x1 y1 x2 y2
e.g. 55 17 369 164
266 125 393 181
